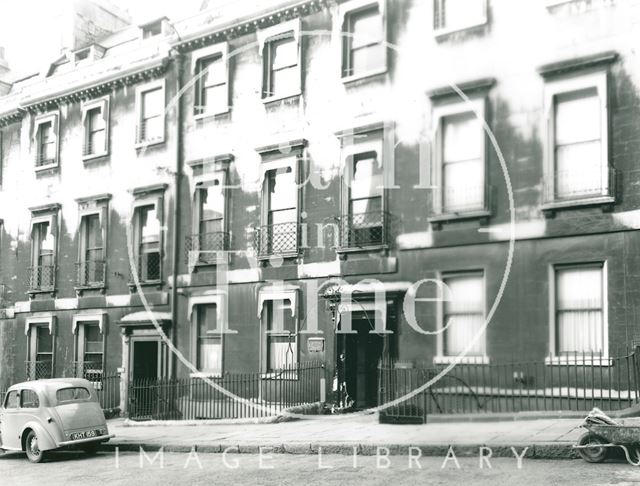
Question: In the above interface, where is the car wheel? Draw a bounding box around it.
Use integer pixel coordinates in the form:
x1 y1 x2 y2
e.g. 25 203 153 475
576 432 608 463
25 430 47 463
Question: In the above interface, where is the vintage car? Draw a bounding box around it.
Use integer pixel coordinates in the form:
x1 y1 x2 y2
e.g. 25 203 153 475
0 378 114 462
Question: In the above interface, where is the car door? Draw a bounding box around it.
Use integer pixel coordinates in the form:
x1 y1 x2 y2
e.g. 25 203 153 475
0 390 22 450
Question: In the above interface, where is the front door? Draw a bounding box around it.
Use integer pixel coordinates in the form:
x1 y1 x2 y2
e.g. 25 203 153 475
129 339 161 419
343 317 384 409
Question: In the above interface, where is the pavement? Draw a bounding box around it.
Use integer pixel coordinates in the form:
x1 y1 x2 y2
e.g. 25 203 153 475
103 413 588 459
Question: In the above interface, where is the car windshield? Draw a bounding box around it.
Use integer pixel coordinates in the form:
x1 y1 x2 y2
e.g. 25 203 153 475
56 387 91 403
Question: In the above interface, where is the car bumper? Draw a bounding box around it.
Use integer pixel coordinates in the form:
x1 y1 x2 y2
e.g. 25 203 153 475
57 433 114 447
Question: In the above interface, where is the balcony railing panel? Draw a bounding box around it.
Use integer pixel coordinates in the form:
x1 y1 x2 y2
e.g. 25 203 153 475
34 153 56 168
72 361 104 382
75 260 106 288
254 222 299 258
185 232 230 265
26 360 53 380
27 265 56 292
128 255 162 284
338 211 389 250
544 167 615 203
431 184 490 215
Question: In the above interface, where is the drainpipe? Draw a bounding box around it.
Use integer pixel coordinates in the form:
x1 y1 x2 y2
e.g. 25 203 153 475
169 49 184 379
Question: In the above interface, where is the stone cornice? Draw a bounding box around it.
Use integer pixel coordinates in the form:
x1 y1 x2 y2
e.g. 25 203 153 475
175 0 329 53
538 51 619 78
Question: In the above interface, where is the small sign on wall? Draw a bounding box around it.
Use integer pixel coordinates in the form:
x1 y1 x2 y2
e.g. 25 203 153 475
308 337 325 353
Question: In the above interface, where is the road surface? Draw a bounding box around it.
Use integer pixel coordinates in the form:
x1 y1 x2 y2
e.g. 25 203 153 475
1 450 639 485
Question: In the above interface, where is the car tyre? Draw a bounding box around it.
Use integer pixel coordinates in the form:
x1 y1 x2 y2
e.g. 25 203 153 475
25 430 47 463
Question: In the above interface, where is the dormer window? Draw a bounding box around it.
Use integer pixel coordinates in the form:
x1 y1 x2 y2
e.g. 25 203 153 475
75 48 91 63
140 17 168 39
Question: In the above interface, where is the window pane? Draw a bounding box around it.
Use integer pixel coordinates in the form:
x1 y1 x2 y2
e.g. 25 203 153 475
351 154 383 200
36 326 52 353
86 214 103 249
270 66 298 97
350 196 382 217
441 0 486 29
445 314 484 355
140 206 160 243
555 140 603 198
443 158 484 211
271 37 297 70
444 276 484 314
200 185 224 222
198 339 221 373
56 387 90 402
5 391 19 409
200 219 223 234
555 89 600 145
268 168 296 211
267 300 296 333
197 304 218 336
36 222 55 252
350 8 383 48
143 116 163 140
89 129 106 154
556 266 604 354
202 84 227 114
557 267 602 310
88 107 105 132
269 208 297 225
200 56 225 86
351 44 385 74
268 338 297 370
443 112 482 163
21 390 39 408
142 88 163 119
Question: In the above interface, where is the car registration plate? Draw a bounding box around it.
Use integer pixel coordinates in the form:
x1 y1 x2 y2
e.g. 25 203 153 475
70 429 102 440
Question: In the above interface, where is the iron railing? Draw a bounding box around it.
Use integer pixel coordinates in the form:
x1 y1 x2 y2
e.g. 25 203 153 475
128 361 325 421
379 350 640 423
338 211 389 250
128 255 162 284
431 184 490 215
185 232 230 266
34 152 56 168
27 265 56 292
71 361 104 382
254 222 299 258
26 360 53 380
66 364 120 413
75 260 106 288
544 167 616 203
136 119 163 144
82 140 105 157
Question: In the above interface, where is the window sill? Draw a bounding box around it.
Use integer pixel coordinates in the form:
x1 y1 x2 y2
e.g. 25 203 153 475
429 209 491 226
194 110 230 121
74 284 106 292
134 138 165 150
341 67 387 86
27 288 56 295
82 152 109 163
127 280 163 291
545 0 576 7
434 19 488 39
434 356 490 365
541 195 615 216
34 163 59 173
257 252 300 262
261 91 301 106
189 372 222 379
545 356 611 366
336 244 388 254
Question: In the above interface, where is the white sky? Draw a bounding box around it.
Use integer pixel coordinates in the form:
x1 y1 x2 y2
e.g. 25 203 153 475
0 0 202 76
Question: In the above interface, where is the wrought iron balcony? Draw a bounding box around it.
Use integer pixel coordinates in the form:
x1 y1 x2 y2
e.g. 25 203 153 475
543 167 616 204
337 211 390 251
34 152 56 168
26 360 53 380
27 265 56 293
135 119 163 145
75 260 106 288
254 222 299 258
128 254 162 285
71 361 104 382
185 231 230 266
431 184 490 216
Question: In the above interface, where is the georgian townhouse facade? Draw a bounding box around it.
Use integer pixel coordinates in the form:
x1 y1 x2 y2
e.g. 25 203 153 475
2 0 640 412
